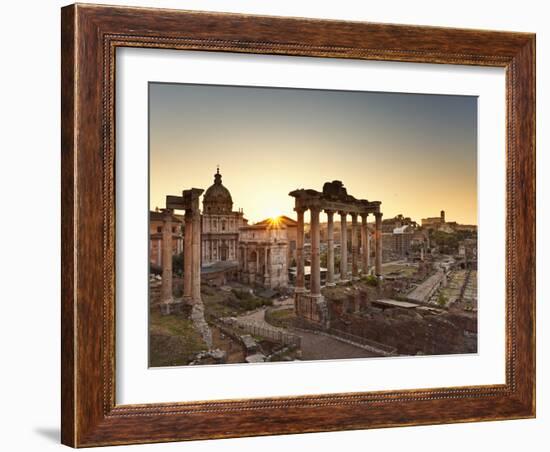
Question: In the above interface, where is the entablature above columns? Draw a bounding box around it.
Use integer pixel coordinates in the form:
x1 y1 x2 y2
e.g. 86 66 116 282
289 184 381 216
166 188 204 212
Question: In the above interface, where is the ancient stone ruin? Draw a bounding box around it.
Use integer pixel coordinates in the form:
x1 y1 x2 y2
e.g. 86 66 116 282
289 180 383 330
162 187 213 348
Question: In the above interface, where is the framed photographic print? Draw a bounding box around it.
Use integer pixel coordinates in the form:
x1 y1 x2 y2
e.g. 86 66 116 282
61 3 536 447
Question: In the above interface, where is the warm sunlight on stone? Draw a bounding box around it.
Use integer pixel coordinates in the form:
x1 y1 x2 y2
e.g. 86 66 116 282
147 83 479 368
267 216 283 227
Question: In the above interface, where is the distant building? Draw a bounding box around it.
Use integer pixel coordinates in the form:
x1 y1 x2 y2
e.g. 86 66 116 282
421 210 477 234
201 168 245 266
382 214 418 233
422 210 446 228
454 224 478 233
382 225 415 259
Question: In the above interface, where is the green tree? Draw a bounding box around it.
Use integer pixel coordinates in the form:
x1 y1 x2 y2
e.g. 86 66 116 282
320 250 327 268
363 274 378 287
432 231 459 254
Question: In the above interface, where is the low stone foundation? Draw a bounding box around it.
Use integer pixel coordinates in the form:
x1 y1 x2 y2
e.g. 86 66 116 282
159 300 185 315
295 292 330 330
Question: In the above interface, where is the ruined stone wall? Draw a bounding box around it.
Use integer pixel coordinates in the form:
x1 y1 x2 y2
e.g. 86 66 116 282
325 287 477 356
330 307 477 356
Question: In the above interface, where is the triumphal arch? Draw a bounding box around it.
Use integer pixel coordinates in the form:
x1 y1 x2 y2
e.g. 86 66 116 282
289 180 383 330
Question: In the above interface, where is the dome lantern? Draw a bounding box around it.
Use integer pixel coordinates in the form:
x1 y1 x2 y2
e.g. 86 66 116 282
203 166 233 214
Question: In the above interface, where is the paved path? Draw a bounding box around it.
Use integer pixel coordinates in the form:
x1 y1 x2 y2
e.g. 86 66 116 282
407 272 444 303
237 307 273 325
296 329 379 360
236 306 379 360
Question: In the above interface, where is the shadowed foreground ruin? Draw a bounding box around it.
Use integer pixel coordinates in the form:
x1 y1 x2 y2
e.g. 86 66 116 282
149 179 477 366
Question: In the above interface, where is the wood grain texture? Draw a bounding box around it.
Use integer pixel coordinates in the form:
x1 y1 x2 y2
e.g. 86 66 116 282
60 3 536 447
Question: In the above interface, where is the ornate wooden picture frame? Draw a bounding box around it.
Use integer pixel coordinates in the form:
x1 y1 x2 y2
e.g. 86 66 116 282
61 3 535 447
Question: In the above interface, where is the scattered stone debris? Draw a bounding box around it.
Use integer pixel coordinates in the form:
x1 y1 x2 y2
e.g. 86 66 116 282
245 353 266 363
240 334 259 353
189 348 227 365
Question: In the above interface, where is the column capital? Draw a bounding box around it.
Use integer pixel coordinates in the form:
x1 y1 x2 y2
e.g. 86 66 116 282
324 209 335 216
360 212 369 221
350 212 358 220
309 205 322 215
338 211 348 218
374 211 383 219
294 206 307 215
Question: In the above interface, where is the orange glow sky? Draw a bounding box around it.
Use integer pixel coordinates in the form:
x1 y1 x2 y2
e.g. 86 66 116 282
149 83 477 225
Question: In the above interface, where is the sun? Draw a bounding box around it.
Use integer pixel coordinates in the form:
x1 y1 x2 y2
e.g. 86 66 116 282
267 215 282 227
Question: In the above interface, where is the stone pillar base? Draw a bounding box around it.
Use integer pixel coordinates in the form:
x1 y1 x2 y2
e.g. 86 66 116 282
159 302 172 316
190 304 213 349
182 295 193 305
325 282 336 287
159 300 186 315
294 292 330 330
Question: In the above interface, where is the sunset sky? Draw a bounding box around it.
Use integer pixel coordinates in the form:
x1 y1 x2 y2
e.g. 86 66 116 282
149 82 477 225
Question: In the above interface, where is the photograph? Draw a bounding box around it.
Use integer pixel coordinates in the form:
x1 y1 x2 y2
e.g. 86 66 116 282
148 82 479 367
0 0 542 448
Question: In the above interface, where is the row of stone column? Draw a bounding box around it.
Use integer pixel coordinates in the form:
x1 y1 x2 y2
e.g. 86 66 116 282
160 201 202 306
295 208 382 297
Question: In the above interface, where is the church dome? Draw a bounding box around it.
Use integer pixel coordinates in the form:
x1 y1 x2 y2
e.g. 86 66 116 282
203 168 233 214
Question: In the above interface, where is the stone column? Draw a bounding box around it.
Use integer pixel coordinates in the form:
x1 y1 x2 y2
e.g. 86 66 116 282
248 248 255 285
191 200 202 304
351 212 359 279
375 212 383 277
182 209 193 304
199 218 203 264
340 212 348 281
295 207 306 292
242 244 248 281
264 247 269 284
361 213 370 275
161 209 173 305
310 206 321 296
157 239 162 266
325 210 335 286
